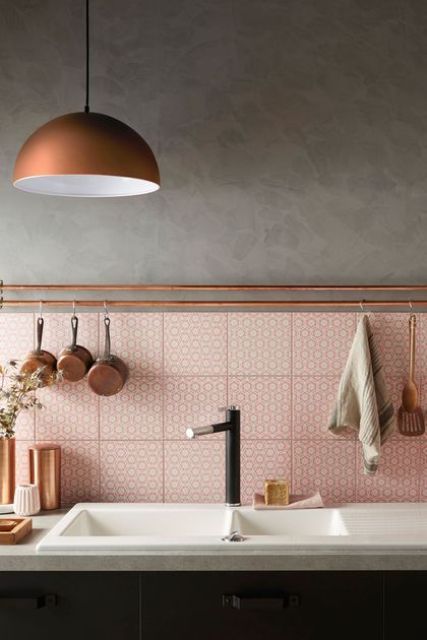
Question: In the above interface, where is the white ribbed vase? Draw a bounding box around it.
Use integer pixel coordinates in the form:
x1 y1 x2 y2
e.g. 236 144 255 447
13 484 41 516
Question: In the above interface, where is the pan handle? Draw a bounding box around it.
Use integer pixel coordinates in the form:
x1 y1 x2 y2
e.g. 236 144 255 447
409 314 416 381
103 316 112 360
36 317 44 354
71 316 79 351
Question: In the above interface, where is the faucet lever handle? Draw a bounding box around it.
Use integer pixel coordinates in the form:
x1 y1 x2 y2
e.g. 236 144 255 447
218 405 239 412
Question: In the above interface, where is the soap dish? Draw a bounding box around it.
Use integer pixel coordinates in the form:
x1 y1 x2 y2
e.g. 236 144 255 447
0 517 32 544
253 492 324 510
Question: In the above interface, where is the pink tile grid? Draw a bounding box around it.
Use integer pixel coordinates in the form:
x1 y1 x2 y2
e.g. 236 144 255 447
357 441 421 502
61 441 100 506
98 313 163 378
229 376 291 439
36 379 99 441
164 440 225 502
164 376 227 440
228 313 291 375
292 440 357 504
164 313 227 375
15 440 34 485
100 441 163 502
293 313 355 376
100 377 163 441
14 410 35 441
292 376 343 440
8 310 427 506
0 313 34 365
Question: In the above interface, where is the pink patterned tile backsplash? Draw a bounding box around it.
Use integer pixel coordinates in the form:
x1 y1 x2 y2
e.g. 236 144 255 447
228 313 291 375
6 311 427 506
164 313 227 375
229 376 291 440
164 376 226 440
293 313 355 376
100 441 163 502
164 440 224 503
100 377 163 441
292 376 342 440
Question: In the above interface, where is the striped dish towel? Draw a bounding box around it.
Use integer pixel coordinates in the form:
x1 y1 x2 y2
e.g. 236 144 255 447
328 315 395 475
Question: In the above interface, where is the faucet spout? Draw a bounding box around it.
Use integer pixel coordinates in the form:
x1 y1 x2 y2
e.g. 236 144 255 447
186 425 215 439
186 406 241 507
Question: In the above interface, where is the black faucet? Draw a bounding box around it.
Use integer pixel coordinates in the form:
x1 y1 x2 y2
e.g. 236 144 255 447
186 406 241 507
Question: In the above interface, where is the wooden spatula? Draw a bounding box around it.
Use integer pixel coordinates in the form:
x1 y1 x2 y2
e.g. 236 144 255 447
398 314 425 436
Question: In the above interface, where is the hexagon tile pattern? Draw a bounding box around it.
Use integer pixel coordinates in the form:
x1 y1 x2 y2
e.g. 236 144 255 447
100 441 163 502
164 313 227 375
6 311 427 505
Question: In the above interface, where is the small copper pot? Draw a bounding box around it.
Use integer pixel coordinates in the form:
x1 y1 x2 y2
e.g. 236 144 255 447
21 317 57 386
57 316 93 382
0 437 15 504
88 316 128 396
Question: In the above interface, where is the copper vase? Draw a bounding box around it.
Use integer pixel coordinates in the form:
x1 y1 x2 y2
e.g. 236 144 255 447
29 443 61 510
0 437 16 504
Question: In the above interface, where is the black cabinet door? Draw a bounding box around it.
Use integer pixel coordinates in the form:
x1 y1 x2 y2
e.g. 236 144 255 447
0 572 139 640
385 572 427 639
141 571 382 640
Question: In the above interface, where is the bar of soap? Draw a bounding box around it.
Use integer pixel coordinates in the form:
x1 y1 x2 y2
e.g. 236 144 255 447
264 479 290 506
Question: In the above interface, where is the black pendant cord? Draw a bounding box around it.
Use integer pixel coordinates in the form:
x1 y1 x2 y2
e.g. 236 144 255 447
84 0 90 113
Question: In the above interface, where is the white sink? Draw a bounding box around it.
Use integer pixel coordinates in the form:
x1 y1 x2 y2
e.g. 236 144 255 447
234 508 347 536
37 503 427 552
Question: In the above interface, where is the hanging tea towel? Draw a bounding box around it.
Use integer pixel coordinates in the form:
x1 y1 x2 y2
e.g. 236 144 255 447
328 315 395 475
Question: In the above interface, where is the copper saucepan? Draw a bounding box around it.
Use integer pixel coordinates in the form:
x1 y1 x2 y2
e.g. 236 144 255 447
57 315 94 382
88 316 128 396
21 316 57 386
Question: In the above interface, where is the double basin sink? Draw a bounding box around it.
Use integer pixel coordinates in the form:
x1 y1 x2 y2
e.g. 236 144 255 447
37 502 427 552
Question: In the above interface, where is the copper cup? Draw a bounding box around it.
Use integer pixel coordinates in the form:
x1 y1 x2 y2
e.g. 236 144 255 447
0 437 15 504
29 443 61 510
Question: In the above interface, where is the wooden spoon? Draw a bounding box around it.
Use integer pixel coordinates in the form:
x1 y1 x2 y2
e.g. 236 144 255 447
398 314 425 435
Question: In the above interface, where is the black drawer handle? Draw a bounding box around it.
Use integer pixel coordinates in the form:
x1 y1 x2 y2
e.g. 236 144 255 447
0 594 57 610
222 594 300 611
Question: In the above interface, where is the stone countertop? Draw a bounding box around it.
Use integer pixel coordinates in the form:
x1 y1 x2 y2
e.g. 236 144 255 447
1 510 427 571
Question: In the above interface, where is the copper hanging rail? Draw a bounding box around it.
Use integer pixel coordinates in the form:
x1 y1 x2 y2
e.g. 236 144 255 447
0 300 426 309
3 283 427 292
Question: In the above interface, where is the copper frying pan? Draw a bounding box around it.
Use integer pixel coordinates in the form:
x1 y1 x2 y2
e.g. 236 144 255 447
57 315 94 382
21 317 57 386
88 316 127 396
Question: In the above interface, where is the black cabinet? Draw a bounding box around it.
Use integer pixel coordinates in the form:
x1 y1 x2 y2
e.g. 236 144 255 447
384 572 427 639
0 572 139 640
2 569 426 640
141 572 382 640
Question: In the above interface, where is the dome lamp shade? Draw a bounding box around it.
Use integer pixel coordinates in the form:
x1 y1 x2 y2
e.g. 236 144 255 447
13 112 160 197
12 0 160 198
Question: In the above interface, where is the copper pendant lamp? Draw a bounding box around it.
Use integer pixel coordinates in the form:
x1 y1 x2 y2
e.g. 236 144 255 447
13 0 160 197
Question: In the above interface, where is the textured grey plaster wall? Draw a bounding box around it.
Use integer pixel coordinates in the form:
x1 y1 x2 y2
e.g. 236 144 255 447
0 0 427 285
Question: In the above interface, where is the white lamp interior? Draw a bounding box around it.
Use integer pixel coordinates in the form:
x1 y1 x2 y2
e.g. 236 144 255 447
13 175 160 197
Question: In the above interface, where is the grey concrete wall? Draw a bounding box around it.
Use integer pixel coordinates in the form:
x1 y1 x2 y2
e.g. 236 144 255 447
0 0 427 285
